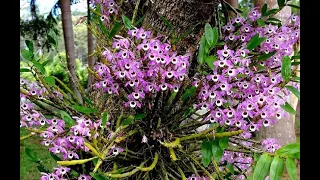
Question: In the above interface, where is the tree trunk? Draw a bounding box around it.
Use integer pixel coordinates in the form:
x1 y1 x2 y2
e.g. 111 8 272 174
61 0 83 104
226 0 239 16
254 0 298 145
142 0 220 54
87 0 95 89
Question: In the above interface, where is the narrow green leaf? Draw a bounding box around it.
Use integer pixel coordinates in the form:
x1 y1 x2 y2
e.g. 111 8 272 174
246 34 266 50
254 153 260 162
121 115 134 126
270 156 284 180
134 15 145 26
253 153 273 180
219 137 229 150
160 16 173 31
109 22 123 39
277 0 285 8
261 4 268 14
263 9 279 16
122 15 134 30
198 36 206 64
21 49 33 61
25 148 39 162
281 56 291 81
135 113 147 120
258 51 277 61
58 110 76 126
204 56 217 70
44 76 55 86
211 140 223 162
72 105 97 114
276 143 300 157
83 97 94 107
205 23 214 46
212 27 218 46
50 153 61 161
202 140 213 167
42 59 51 66
181 86 197 101
257 19 265 26
291 55 300 60
48 29 58 47
281 102 296 115
90 172 107 180
286 158 297 180
20 68 32 72
286 4 300 9
37 165 50 173
227 163 235 174
31 60 46 74
102 112 108 127
267 18 281 23
285 86 300 100
25 40 34 53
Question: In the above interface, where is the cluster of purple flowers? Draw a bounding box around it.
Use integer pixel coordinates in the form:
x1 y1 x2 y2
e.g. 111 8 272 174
93 28 190 108
41 170 91 180
261 138 281 153
195 10 299 142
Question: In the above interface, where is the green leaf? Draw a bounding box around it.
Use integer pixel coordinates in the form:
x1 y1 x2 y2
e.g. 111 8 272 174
204 56 217 70
109 22 123 39
25 148 39 162
42 59 51 66
160 16 173 31
72 105 97 114
121 116 134 126
291 55 300 60
47 29 58 47
237 74 248 78
25 40 34 53
280 102 296 115
198 35 206 64
202 140 213 167
90 172 107 180
253 153 273 180
83 97 94 107
58 110 76 126
285 86 300 100
286 158 297 180
135 113 147 120
227 163 235 174
205 23 214 46
181 86 197 101
50 153 61 161
261 4 268 14
44 76 55 86
122 15 134 30
134 15 145 26
246 34 266 50
174 24 197 43
219 137 229 150
212 27 218 46
37 165 50 173
102 112 108 127
286 4 300 9
257 19 265 26
21 49 33 61
281 56 291 81
263 9 279 16
277 0 285 8
31 60 46 74
267 18 281 23
20 68 32 72
258 51 277 61
275 143 300 157
269 156 284 180
211 140 223 162
183 106 194 117
254 153 260 162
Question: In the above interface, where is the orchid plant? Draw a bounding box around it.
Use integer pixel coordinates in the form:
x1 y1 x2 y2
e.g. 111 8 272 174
20 0 300 180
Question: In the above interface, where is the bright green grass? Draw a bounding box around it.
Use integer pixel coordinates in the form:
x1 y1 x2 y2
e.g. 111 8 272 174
20 129 56 180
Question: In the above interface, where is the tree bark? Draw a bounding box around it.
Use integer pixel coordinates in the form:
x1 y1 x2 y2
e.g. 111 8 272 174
254 0 298 145
61 0 83 104
87 0 95 89
142 0 220 54
225 0 239 16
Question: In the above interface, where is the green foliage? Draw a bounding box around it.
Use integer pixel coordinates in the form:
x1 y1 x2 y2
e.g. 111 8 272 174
281 102 296 115
253 154 273 180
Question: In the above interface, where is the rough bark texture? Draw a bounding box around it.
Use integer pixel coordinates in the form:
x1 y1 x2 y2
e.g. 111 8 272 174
142 0 220 54
61 0 83 104
254 0 298 145
226 0 239 16
87 0 95 88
